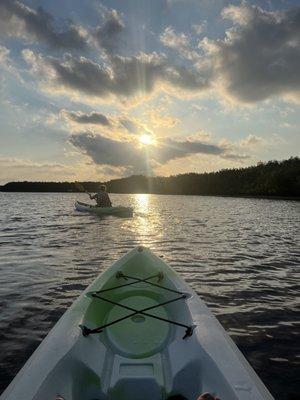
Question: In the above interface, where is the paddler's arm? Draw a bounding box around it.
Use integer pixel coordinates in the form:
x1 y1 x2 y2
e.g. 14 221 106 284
89 193 96 200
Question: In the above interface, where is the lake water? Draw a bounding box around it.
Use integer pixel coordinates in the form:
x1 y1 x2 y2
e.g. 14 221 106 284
0 192 299 399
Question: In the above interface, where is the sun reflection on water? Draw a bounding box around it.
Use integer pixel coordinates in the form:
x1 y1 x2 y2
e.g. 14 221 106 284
135 193 150 213
130 193 161 247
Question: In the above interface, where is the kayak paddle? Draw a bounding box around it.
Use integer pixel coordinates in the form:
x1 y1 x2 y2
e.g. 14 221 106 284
75 182 91 196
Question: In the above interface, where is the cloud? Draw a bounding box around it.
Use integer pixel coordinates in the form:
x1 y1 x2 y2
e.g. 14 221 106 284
280 122 293 129
0 0 87 50
94 9 125 54
145 109 179 129
240 134 264 148
187 131 212 142
160 26 200 61
220 152 249 161
0 45 11 68
23 50 210 100
22 48 54 76
192 23 205 35
206 4 300 103
69 131 247 174
0 45 23 80
2 2 299 108
0 157 76 182
62 110 111 126
159 4 300 104
119 118 139 134
69 132 147 171
160 26 189 50
154 137 224 164
0 157 70 170
0 156 123 183
61 108 143 138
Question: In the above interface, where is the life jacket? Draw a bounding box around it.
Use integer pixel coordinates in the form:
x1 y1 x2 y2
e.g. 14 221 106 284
95 192 112 207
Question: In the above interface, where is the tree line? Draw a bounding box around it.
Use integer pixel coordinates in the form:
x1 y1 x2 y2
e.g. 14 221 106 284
1 157 299 197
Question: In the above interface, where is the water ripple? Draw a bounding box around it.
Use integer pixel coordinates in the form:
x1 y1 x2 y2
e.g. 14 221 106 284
0 192 299 399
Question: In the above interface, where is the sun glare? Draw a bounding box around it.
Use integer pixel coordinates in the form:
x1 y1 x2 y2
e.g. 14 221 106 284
139 134 154 146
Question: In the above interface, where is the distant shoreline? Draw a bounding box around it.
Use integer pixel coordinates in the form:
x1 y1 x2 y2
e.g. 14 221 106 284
1 157 299 199
0 190 298 201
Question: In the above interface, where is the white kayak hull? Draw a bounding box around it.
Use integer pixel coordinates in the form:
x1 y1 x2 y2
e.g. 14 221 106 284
75 201 133 217
1 247 274 400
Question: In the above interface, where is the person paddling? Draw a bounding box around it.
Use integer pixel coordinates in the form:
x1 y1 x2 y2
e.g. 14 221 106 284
89 184 112 207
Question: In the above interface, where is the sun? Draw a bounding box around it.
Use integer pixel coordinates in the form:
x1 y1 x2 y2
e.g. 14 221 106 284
139 134 154 146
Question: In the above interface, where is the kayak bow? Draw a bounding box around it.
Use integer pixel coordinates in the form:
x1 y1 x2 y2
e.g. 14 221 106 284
1 247 274 400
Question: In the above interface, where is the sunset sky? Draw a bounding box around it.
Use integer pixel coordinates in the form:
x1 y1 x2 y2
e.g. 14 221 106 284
0 0 299 183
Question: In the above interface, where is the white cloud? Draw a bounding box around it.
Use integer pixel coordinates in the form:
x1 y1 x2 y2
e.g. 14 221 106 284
160 26 189 49
0 45 24 82
239 134 265 148
160 26 200 61
192 23 206 35
0 45 10 65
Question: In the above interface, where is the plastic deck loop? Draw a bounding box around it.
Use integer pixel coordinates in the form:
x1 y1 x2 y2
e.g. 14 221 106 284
80 272 194 340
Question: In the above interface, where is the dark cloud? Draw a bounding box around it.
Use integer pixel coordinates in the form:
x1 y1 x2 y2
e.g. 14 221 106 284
155 138 224 163
0 0 87 50
69 132 147 170
94 10 125 54
35 52 209 99
48 55 112 96
69 132 244 173
64 110 111 126
62 109 141 133
2 1 299 105
119 118 138 134
212 4 300 102
165 64 209 90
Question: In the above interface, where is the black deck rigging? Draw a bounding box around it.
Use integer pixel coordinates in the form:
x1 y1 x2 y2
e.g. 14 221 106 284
80 272 194 340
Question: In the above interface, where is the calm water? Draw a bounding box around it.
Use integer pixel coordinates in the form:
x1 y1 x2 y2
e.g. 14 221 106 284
0 193 299 399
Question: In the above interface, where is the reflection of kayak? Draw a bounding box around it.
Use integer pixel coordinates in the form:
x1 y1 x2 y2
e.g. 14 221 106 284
1 247 273 400
75 201 133 217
